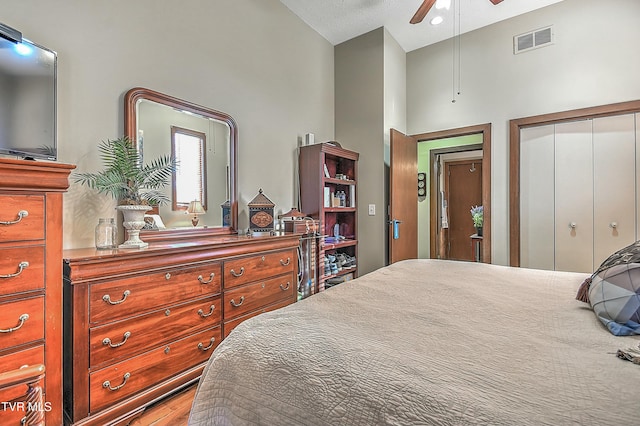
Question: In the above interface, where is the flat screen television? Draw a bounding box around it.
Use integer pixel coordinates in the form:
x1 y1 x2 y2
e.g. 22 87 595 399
0 23 57 161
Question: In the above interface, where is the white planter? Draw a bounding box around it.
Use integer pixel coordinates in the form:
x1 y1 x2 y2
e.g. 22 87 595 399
116 205 151 249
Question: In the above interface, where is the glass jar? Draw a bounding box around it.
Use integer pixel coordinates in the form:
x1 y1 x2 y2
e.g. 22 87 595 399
95 218 117 250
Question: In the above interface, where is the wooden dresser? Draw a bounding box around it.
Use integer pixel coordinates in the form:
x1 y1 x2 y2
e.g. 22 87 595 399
0 158 74 426
63 233 300 426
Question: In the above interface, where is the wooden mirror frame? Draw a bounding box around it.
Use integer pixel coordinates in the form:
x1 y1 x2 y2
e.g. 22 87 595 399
124 87 238 242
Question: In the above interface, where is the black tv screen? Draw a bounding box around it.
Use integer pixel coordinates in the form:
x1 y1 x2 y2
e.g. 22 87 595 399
0 25 56 161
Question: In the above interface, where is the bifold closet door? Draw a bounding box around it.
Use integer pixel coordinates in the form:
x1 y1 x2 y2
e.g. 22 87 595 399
520 125 555 270
554 120 594 273
592 113 636 266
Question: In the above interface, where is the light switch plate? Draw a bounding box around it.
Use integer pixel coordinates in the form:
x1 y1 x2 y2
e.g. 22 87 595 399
368 204 375 216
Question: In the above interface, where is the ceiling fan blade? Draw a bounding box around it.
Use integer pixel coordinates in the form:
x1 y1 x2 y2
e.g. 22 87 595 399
410 0 437 24
489 0 504 4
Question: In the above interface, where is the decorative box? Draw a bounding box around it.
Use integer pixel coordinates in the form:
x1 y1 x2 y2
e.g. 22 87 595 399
248 189 275 234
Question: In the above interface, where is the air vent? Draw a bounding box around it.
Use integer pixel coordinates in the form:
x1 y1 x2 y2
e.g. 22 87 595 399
514 26 553 54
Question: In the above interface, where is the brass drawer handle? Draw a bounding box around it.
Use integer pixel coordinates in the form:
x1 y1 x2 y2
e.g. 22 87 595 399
198 304 216 318
280 257 291 266
229 296 245 307
102 331 131 348
230 267 245 277
279 282 291 291
103 290 131 305
0 261 29 279
198 273 215 284
103 372 131 392
0 313 29 333
0 210 28 225
198 337 216 351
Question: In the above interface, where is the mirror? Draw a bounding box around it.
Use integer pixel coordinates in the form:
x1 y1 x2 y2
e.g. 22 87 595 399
124 87 237 241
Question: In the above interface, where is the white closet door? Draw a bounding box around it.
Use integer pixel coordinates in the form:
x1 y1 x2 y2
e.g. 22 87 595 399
555 120 594 273
520 125 555 270
593 114 636 266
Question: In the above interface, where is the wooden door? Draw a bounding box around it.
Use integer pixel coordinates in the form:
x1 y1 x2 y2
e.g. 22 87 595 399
443 160 482 261
389 129 417 263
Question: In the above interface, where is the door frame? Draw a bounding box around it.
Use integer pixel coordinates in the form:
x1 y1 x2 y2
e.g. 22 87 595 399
509 99 640 267
440 154 484 261
413 123 492 263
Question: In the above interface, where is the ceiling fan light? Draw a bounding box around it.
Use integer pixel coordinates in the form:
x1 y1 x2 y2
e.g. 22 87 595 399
435 0 451 10
430 16 444 25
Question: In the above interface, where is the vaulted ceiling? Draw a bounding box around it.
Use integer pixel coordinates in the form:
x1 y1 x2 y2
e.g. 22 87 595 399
279 0 565 52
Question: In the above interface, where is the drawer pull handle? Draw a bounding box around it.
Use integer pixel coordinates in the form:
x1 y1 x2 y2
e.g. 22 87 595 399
280 257 291 266
198 337 216 351
165 273 171 280
229 296 245 307
103 372 130 392
198 273 215 284
0 313 29 333
198 304 216 318
0 261 29 279
230 267 245 277
0 210 28 225
103 290 131 305
102 331 131 348
280 282 291 291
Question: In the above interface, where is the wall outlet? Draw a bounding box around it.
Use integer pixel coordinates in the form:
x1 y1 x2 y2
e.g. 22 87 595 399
368 204 376 216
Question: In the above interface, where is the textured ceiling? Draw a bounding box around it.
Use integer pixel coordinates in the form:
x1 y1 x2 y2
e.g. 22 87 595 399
279 0 565 52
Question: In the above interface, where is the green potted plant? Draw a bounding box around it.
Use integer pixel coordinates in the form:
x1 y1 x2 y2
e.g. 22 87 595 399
470 205 483 236
74 136 174 248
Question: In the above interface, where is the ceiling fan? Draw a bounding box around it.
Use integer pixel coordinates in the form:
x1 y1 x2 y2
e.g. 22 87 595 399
410 0 504 24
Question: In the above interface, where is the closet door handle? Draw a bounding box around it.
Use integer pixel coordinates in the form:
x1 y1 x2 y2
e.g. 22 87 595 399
610 222 618 229
569 222 577 229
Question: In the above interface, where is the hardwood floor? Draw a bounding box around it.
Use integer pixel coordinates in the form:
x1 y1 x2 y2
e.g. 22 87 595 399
128 384 196 426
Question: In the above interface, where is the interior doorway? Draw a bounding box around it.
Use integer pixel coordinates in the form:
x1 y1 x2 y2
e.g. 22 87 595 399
412 123 491 263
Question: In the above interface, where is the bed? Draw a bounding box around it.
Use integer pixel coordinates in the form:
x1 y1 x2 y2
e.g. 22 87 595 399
188 259 640 425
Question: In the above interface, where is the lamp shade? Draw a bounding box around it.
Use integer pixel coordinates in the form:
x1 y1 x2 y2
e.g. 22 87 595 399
187 200 205 215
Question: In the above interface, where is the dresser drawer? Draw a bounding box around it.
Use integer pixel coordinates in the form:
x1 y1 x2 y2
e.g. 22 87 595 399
90 295 222 368
89 326 221 413
0 345 44 403
224 274 295 320
0 245 45 297
0 195 45 242
224 298 293 338
0 296 44 349
89 262 222 324
224 249 296 288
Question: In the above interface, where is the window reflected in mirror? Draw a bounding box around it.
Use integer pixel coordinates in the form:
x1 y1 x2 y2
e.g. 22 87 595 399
171 126 207 211
136 98 230 229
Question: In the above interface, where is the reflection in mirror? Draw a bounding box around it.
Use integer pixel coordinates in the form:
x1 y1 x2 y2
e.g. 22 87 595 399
125 87 237 240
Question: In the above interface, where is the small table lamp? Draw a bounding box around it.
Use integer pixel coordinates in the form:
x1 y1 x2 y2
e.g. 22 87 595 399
187 200 205 227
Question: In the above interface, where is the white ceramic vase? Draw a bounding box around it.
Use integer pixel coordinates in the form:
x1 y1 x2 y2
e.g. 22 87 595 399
116 205 151 249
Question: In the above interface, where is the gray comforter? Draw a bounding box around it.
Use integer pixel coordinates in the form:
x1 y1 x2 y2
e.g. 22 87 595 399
189 259 640 425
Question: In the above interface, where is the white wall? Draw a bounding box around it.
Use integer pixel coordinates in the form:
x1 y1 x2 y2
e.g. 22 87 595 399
407 0 640 265
2 0 334 248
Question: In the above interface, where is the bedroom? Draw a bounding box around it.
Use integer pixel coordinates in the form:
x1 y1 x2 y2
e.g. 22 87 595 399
1 0 639 424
